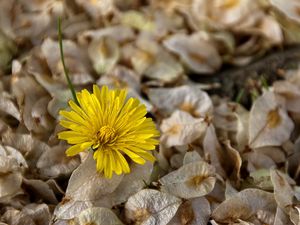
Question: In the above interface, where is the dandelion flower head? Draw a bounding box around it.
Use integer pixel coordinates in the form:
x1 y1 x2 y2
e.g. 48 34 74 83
58 85 159 178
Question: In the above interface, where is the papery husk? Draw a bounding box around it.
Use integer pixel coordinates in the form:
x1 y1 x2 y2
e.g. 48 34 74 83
249 91 294 149
160 110 207 148
167 197 211 225
125 189 181 225
159 161 216 199
212 188 276 224
148 85 212 117
163 32 222 73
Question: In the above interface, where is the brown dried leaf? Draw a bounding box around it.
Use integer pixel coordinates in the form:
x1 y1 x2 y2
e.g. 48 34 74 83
88 36 119 74
148 85 212 117
0 172 22 202
249 91 294 148
160 110 207 147
0 92 20 121
65 153 123 201
159 161 216 199
167 197 211 225
163 32 221 73
125 189 181 225
94 162 153 208
212 189 276 223
41 38 93 85
270 170 294 211
76 207 124 225
37 145 80 178
21 203 51 225
23 179 58 204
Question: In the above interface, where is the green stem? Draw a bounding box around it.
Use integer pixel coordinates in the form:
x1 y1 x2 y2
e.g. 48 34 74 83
235 89 245 104
58 17 79 105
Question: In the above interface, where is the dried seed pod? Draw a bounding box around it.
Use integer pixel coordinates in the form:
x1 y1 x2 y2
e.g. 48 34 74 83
125 189 181 225
148 85 212 117
160 110 207 148
76 207 124 225
212 189 276 223
163 32 222 73
249 91 294 149
159 161 216 199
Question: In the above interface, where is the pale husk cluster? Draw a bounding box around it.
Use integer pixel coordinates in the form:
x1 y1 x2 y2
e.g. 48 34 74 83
1 0 300 224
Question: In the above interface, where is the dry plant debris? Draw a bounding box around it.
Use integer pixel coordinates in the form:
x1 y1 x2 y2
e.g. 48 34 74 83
1 0 300 225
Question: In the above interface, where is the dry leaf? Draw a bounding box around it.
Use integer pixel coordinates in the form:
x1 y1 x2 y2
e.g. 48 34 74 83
148 85 212 117
167 197 211 225
160 110 207 148
212 188 276 223
75 207 124 225
163 32 221 73
159 161 216 199
249 91 294 148
125 189 181 225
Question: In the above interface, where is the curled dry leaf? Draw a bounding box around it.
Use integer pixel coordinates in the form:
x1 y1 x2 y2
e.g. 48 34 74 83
167 197 211 225
248 169 273 191
249 91 294 149
0 30 17 73
88 36 119 74
254 146 286 164
203 124 226 178
274 207 293 225
53 153 123 220
243 152 276 172
212 188 276 223
270 0 300 24
1 208 35 225
222 140 242 182
95 161 153 208
37 145 80 178
213 101 246 133
273 80 300 113
160 110 207 148
0 0 62 44
65 153 123 201
2 130 51 169
21 203 51 225
169 153 184 169
183 151 203 165
258 16 283 44
125 189 181 225
75 0 115 20
270 169 294 211
191 0 262 30
23 179 58 204
0 92 20 121
75 207 124 225
163 32 222 73
0 171 22 202
53 199 94 221
148 85 213 117
47 89 72 118
124 39 184 83
0 145 28 169
97 66 141 93
11 73 50 134
41 38 93 85
31 95 55 132
235 105 249 152
289 206 300 225
159 161 216 199
121 10 155 32
78 25 135 45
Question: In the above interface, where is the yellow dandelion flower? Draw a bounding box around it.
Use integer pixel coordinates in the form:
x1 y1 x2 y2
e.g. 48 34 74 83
58 85 159 178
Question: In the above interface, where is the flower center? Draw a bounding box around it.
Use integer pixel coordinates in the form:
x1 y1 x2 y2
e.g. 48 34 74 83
92 125 117 149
